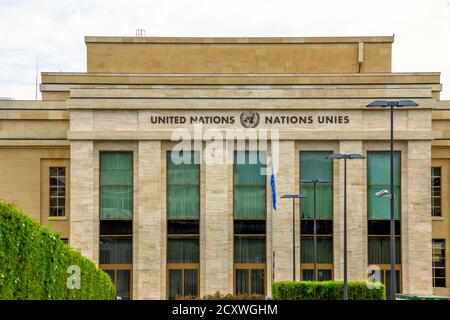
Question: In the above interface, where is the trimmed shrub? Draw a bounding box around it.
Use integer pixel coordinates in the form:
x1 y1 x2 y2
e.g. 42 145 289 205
272 281 385 300
0 200 116 300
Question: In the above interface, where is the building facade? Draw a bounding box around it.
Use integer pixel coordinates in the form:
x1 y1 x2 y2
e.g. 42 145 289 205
0 36 449 299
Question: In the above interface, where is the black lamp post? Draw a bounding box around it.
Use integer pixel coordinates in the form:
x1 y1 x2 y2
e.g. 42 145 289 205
300 179 330 281
327 153 365 300
367 100 418 300
281 194 306 281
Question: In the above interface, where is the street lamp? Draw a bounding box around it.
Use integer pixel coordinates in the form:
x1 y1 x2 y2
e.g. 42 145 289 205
300 179 330 282
281 194 307 281
367 100 418 300
327 153 365 300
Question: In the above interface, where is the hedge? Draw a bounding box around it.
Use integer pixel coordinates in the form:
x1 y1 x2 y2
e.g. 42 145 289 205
272 281 385 300
0 200 116 300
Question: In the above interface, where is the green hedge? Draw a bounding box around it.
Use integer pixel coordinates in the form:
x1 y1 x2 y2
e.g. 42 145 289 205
0 200 116 300
272 281 385 300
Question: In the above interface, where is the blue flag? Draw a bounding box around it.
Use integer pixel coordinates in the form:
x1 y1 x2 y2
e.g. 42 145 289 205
270 162 277 211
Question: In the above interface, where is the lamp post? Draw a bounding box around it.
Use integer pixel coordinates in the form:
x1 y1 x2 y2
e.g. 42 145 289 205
281 194 306 281
300 179 330 281
327 153 365 300
367 100 418 300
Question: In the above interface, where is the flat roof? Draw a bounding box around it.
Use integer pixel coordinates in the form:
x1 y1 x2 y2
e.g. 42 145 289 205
85 36 395 44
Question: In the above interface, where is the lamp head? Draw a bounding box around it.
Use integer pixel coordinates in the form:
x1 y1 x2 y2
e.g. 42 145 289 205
375 189 389 197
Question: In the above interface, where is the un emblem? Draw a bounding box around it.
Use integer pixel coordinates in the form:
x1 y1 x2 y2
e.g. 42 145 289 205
239 111 260 128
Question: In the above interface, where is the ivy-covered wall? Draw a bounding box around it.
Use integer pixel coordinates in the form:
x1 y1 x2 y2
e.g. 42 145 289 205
0 201 116 300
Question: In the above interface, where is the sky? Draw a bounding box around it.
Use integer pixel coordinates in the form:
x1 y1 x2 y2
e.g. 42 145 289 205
0 0 450 100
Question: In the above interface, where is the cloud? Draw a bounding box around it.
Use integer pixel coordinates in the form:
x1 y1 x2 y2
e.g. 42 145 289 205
0 0 449 99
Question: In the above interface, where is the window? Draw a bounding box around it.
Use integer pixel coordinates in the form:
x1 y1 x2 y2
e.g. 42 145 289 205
368 152 401 220
367 151 402 297
432 167 442 217
49 167 66 216
234 151 266 295
99 152 133 300
167 151 200 300
432 240 446 288
300 151 333 280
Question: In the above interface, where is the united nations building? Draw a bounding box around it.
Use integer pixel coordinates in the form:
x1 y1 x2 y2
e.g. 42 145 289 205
1 36 449 299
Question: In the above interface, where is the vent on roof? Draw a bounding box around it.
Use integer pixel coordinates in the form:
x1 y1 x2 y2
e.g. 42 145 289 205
136 29 146 37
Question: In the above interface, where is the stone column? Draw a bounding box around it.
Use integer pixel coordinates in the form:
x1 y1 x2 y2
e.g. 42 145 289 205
203 142 232 295
69 140 96 262
134 141 163 299
272 141 297 286
402 140 432 294
335 141 367 282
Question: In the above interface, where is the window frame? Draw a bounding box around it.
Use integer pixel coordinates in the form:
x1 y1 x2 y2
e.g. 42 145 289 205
233 151 267 296
166 150 201 299
431 167 442 217
98 150 134 300
432 239 446 288
49 166 66 217
299 150 334 279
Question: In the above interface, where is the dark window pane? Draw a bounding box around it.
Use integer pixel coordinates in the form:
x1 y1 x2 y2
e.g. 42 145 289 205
434 278 446 288
50 198 58 207
100 220 133 235
234 237 266 263
235 269 249 295
368 220 401 236
100 237 132 264
61 238 68 244
56 208 65 216
251 269 265 295
368 237 401 264
50 187 58 196
302 269 313 281
169 269 182 300
234 220 266 234
50 167 59 176
58 198 65 207
318 269 332 281
301 219 333 235
301 236 333 263
167 238 199 263
117 270 131 300
184 269 198 297
385 270 401 298
167 220 199 235
57 167 66 176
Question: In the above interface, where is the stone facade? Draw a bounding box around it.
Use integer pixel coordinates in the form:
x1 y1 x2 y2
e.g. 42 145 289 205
1 36 449 299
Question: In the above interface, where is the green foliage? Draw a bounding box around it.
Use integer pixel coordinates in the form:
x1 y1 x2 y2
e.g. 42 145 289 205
272 281 385 300
0 200 116 300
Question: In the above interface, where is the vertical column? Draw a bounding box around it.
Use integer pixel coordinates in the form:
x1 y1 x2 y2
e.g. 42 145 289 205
203 142 232 295
403 140 432 294
69 141 96 262
272 141 297 284
336 141 367 281
135 141 162 299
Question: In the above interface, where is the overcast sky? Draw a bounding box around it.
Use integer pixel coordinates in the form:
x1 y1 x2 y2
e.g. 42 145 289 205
1 0 450 100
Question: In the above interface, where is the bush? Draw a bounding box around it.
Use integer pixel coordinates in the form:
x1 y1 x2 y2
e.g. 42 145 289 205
0 200 116 300
272 281 385 300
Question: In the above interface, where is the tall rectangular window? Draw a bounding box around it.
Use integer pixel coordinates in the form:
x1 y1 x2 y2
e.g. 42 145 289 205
367 151 401 297
167 151 200 300
49 167 66 217
234 151 266 295
99 152 133 300
432 239 446 288
431 167 442 217
300 151 333 281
